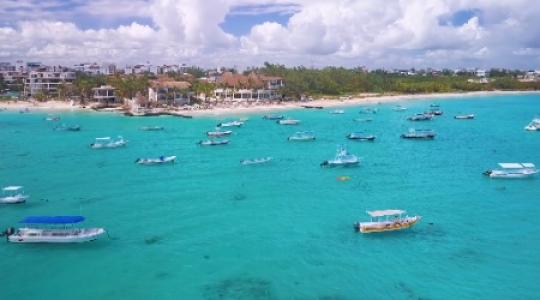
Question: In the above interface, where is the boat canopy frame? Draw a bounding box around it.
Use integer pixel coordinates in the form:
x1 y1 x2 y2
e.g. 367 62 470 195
19 216 86 224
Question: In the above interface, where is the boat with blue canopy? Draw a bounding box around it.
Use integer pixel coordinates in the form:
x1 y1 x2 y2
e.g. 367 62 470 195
3 216 105 243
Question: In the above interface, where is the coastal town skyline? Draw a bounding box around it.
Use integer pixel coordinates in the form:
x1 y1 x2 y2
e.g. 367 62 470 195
1 0 539 69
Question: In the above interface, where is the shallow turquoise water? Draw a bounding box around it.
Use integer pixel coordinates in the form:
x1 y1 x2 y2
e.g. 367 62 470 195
1 94 540 300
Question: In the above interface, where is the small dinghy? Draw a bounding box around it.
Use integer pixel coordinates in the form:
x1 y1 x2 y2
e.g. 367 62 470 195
346 132 376 141
454 114 475 120
89 136 128 149
206 128 232 137
44 114 60 121
277 118 300 125
353 118 372 122
135 156 176 164
217 121 243 127
139 126 164 131
263 114 285 120
54 124 81 131
240 157 273 165
197 139 229 146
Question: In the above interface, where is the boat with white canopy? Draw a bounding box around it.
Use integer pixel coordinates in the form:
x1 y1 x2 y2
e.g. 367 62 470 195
89 136 127 149
277 118 301 125
320 144 360 167
483 163 538 179
1 186 28 204
217 121 243 127
353 209 422 233
346 132 376 141
524 117 540 131
3 216 105 243
401 129 436 139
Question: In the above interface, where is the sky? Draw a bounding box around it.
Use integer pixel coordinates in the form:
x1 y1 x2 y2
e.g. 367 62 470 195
0 0 539 70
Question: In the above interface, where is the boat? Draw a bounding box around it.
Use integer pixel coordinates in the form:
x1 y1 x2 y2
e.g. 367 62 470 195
89 136 128 149
206 128 233 137
320 144 360 167
139 126 164 131
425 109 443 115
287 131 316 141
353 118 372 122
524 117 540 131
240 157 273 165
393 105 407 111
44 114 60 121
454 114 475 120
135 155 176 164
483 163 538 179
217 121 243 127
430 104 440 107
277 118 301 125
407 113 433 121
346 132 377 141
330 109 345 114
353 210 422 233
359 108 378 114
197 139 229 146
53 123 81 131
263 114 285 120
3 216 105 243
401 129 436 139
0 186 28 204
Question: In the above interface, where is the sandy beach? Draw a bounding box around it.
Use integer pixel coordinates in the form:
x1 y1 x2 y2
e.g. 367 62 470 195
2 90 539 117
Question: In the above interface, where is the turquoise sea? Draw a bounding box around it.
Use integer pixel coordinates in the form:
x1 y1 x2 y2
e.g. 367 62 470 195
1 94 539 300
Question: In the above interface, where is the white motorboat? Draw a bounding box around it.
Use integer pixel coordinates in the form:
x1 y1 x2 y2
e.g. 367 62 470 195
393 105 407 111
217 121 243 127
240 157 273 165
54 123 81 131
139 126 164 131
320 144 360 167
263 114 285 120
206 128 232 137
197 139 229 146
359 108 378 114
524 117 540 131
401 129 436 139
89 136 128 149
135 156 176 165
277 118 300 125
346 132 376 141
3 216 105 243
288 131 316 141
330 109 345 114
0 186 28 204
353 118 372 122
353 210 422 233
408 113 433 121
483 163 538 179
425 109 443 116
44 114 60 121
454 114 475 120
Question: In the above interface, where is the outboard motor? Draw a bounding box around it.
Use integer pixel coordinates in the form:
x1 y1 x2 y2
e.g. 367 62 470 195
353 222 360 232
134 158 141 163
483 170 492 176
3 227 15 240
320 161 329 167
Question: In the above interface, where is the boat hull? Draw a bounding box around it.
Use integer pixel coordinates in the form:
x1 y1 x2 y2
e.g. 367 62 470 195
206 131 232 137
136 156 176 164
488 172 537 179
455 115 475 119
7 228 105 243
0 195 28 204
355 216 421 233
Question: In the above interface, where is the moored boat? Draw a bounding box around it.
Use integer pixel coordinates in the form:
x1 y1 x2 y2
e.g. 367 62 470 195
197 139 229 146
263 114 285 120
425 109 443 115
288 131 316 141
454 114 475 120
353 118 372 122
346 132 376 141
401 129 436 139
353 210 422 233
483 163 538 179
240 157 273 165
3 216 105 243
206 128 233 137
135 155 176 164
330 109 345 114
277 118 300 125
54 123 81 131
320 144 360 167
1 186 28 204
44 114 60 121
524 117 540 131
89 136 128 149
139 126 164 131
217 121 243 127
359 108 378 114
408 113 433 121
393 105 407 111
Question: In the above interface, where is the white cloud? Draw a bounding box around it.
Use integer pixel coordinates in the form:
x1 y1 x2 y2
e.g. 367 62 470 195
0 0 539 69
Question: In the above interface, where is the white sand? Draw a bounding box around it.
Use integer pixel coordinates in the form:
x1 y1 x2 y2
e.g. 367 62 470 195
2 91 538 117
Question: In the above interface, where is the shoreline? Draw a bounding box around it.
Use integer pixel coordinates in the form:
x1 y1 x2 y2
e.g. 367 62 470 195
2 90 539 117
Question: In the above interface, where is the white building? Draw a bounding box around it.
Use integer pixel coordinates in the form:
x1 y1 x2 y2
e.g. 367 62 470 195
73 63 116 75
91 85 116 103
23 71 76 97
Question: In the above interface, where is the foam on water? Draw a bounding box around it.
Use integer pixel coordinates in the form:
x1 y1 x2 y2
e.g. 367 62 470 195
1 94 540 300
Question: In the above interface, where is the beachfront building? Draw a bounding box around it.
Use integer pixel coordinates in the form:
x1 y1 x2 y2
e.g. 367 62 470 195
23 71 76 98
148 78 191 106
214 72 284 102
91 85 116 104
73 63 116 75
0 71 25 84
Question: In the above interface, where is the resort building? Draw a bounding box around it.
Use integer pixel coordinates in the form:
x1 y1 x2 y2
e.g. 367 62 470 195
148 77 191 106
23 71 76 98
73 63 117 75
91 85 116 104
213 72 284 101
